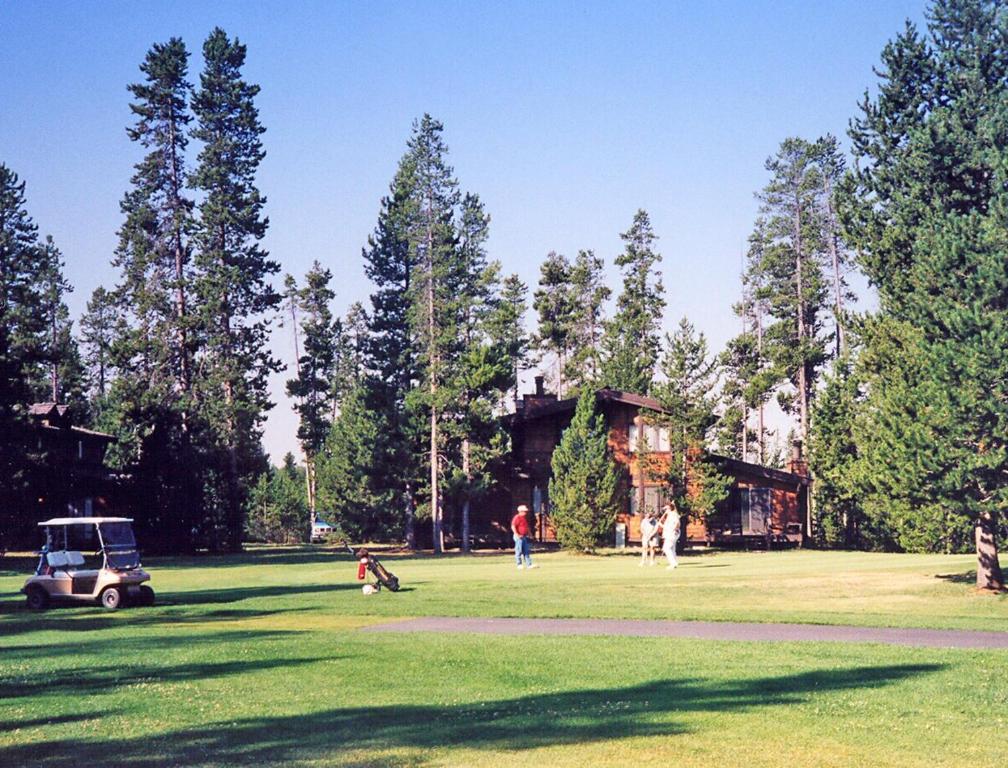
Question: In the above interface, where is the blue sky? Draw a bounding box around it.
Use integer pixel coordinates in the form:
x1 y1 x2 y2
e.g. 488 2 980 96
1 1 924 460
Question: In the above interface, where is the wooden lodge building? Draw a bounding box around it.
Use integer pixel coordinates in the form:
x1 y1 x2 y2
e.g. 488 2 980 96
476 380 809 549
27 402 118 521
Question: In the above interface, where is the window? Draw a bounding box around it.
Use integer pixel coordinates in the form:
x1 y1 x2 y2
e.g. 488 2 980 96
657 428 670 452
628 423 638 452
644 486 663 515
78 440 83 460
739 487 772 535
629 490 639 516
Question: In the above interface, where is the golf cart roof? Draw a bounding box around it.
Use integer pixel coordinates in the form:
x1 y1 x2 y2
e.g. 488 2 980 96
38 517 133 527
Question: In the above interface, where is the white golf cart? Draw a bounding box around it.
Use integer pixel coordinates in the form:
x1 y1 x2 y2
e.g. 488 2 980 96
22 517 154 611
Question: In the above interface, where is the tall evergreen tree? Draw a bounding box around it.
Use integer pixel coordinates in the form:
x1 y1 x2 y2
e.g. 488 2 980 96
548 388 620 552
566 249 610 389
532 251 576 397
601 209 665 394
36 235 84 410
750 138 830 445
190 27 280 550
123 37 195 410
445 193 511 551
720 221 780 463
403 114 461 554
813 135 856 359
0 164 48 546
285 262 338 523
79 286 117 407
843 0 1008 588
362 156 420 547
107 38 200 552
484 273 532 407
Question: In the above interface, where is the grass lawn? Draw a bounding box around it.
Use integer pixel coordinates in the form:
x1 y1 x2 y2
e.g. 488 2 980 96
1 546 1006 767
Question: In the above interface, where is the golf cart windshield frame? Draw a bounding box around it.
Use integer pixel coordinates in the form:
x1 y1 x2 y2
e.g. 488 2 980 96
43 520 141 572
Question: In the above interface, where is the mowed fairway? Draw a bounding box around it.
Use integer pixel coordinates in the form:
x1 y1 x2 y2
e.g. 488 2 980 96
1 547 1006 767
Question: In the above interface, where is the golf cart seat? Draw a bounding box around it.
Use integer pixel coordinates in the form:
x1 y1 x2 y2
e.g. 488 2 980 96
46 551 86 571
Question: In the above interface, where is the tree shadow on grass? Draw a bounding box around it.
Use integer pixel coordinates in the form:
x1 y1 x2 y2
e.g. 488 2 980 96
0 581 358 638
1 628 300 660
160 581 361 605
935 570 976 584
0 600 318 638
0 662 943 767
0 655 334 700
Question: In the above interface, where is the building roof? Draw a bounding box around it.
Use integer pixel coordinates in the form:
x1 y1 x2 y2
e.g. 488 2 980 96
709 454 809 486
30 401 116 441
29 402 69 418
513 388 668 420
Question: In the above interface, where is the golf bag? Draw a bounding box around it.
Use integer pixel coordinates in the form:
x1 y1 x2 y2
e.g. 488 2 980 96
344 542 400 592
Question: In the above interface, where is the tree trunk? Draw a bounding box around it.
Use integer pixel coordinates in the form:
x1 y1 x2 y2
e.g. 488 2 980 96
793 201 808 443
461 437 471 553
757 301 765 465
975 509 1005 591
426 214 442 554
404 483 416 550
823 175 845 359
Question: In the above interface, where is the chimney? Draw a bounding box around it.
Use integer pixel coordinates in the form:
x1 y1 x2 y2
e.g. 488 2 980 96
789 439 808 476
534 375 544 396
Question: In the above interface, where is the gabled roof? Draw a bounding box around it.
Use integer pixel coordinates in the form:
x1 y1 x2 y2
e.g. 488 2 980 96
512 388 668 421
29 402 69 418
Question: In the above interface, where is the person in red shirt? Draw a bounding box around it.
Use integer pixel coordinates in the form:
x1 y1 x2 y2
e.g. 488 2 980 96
511 504 536 569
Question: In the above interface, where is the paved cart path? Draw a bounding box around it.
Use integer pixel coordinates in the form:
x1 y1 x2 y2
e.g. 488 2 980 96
362 616 1008 649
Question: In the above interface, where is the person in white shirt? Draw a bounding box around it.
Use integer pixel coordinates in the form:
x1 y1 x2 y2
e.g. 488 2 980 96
659 503 681 569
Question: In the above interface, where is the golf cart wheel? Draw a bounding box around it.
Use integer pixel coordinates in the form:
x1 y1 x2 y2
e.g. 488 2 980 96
25 586 49 611
139 585 155 606
100 587 122 611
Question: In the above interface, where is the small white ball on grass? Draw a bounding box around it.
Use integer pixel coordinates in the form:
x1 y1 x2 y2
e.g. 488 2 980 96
362 584 377 595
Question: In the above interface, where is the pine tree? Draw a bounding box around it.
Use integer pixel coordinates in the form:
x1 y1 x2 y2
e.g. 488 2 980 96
484 273 532 407
566 249 610 389
245 453 309 544
123 37 195 410
403 114 461 554
315 386 391 540
0 164 48 546
445 192 511 551
752 138 829 446
808 352 873 548
107 38 200 553
548 388 619 551
813 135 856 359
843 0 1008 588
648 318 730 523
285 262 338 522
362 156 420 547
80 286 117 407
533 251 576 397
36 235 85 410
601 209 665 394
719 221 780 462
190 27 280 550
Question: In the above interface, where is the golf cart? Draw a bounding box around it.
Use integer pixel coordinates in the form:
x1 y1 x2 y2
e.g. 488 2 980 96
22 517 154 611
